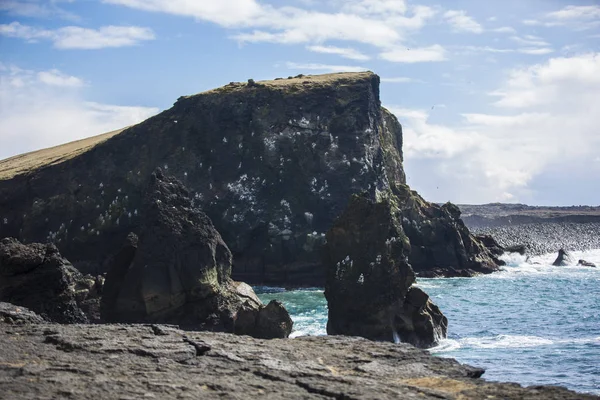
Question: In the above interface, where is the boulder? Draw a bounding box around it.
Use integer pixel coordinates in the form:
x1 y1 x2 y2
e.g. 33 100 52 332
234 299 293 339
101 169 292 339
0 238 88 323
323 192 447 348
552 249 573 266
504 244 527 255
474 234 505 256
577 259 596 268
0 301 46 324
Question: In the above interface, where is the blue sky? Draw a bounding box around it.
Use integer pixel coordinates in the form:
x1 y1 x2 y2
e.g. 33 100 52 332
1 0 599 205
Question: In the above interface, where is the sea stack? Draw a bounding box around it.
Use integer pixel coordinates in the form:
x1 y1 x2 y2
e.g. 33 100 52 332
323 191 448 348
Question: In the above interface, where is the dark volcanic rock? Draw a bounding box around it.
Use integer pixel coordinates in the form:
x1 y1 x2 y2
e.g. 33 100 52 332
504 244 527 255
101 169 292 339
0 238 89 323
0 319 595 400
552 249 573 266
475 234 505 256
234 299 293 339
0 302 46 324
0 72 406 286
395 187 501 277
323 191 447 348
578 259 596 267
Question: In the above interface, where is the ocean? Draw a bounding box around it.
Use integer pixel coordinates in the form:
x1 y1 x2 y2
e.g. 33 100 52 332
256 249 600 395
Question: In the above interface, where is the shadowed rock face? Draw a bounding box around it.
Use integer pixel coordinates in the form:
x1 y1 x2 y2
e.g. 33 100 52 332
323 183 501 346
0 71 499 284
0 238 98 324
393 186 501 278
101 169 292 339
1 317 594 400
0 72 405 286
323 191 448 348
553 249 573 266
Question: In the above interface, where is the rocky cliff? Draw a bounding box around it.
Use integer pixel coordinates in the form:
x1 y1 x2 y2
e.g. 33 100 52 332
0 71 497 284
0 72 406 285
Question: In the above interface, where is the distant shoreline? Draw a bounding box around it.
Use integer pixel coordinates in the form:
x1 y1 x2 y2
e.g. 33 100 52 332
457 204 600 256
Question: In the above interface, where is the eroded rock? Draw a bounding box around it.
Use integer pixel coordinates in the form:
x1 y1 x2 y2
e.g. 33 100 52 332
553 249 573 266
323 192 447 348
101 169 292 338
0 238 88 323
0 301 46 324
394 186 502 277
0 319 593 400
578 259 596 268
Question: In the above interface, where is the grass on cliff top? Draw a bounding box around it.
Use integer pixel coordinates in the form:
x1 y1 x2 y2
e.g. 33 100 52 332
184 71 376 98
0 127 127 180
0 71 376 180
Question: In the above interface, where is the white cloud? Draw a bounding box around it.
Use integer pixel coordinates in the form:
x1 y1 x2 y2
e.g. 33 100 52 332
456 45 553 56
103 0 265 26
284 62 366 72
510 34 549 47
391 53 600 203
546 5 600 20
443 10 483 33
522 5 600 30
492 26 516 34
0 65 158 159
341 0 407 16
106 0 442 62
37 69 84 87
379 44 447 63
381 77 418 83
518 47 554 55
0 0 79 20
0 21 155 49
306 45 370 61
232 11 403 48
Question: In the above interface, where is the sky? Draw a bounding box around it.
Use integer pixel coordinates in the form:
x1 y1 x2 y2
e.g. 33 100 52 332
1 0 599 206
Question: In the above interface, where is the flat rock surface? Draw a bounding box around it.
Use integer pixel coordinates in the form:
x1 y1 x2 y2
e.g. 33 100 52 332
1 322 596 399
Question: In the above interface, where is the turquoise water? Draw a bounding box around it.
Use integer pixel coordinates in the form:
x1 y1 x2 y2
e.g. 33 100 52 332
256 249 600 395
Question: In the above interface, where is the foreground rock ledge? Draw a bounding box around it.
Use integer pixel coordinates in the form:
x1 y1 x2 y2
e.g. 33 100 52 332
0 321 594 399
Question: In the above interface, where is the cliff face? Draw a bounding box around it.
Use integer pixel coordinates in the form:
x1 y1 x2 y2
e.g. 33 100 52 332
0 72 405 285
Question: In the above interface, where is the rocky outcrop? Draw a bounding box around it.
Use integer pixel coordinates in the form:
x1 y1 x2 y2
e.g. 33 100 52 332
0 302 46 324
100 169 292 338
474 234 505 257
0 237 101 323
0 72 406 286
394 186 501 278
1 318 595 400
578 259 596 268
323 192 447 348
553 249 573 266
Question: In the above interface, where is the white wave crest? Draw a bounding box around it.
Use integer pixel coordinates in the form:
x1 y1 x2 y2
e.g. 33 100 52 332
429 338 461 353
461 334 554 349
